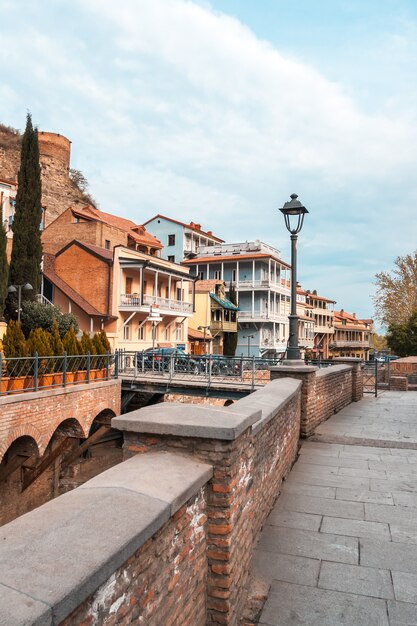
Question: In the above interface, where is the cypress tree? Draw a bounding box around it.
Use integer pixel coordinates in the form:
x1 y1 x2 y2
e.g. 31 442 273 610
2 320 28 358
50 319 64 356
6 113 43 318
0 193 8 320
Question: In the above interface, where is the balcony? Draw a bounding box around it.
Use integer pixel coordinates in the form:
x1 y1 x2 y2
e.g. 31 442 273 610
238 310 288 322
330 340 370 349
233 279 291 292
119 294 193 315
210 319 238 333
314 325 335 334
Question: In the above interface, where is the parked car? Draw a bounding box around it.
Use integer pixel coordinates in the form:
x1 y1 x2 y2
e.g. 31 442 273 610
135 348 201 374
194 355 241 376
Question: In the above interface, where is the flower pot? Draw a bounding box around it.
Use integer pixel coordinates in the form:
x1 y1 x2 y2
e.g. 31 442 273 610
65 372 75 384
95 368 106 380
24 376 35 391
8 376 26 393
53 372 63 387
74 370 86 383
39 373 54 388
0 377 9 394
89 369 98 380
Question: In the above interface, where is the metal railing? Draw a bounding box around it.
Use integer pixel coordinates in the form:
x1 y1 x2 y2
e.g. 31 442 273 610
0 353 115 396
118 350 281 390
142 294 193 313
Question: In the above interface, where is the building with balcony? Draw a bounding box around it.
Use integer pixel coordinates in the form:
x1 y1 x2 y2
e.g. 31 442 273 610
303 289 336 359
143 214 224 263
42 204 163 256
42 240 195 352
183 241 291 358
330 310 374 360
189 280 239 355
0 177 16 259
296 288 315 357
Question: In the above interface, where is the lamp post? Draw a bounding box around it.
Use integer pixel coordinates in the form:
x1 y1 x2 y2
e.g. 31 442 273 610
243 334 254 357
279 193 308 364
8 283 33 323
147 305 162 369
198 325 210 354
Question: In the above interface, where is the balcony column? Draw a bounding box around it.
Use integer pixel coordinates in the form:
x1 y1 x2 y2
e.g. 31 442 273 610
154 271 158 299
252 290 255 317
252 260 255 287
221 262 224 281
236 261 239 288
168 274 172 306
180 277 183 303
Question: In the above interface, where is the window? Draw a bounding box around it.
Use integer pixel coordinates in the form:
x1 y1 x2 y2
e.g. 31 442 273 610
198 271 204 280
126 277 133 295
165 326 170 341
73 217 79 224
232 269 236 282
175 322 182 340
214 270 221 280
168 234 175 246
123 323 131 341
168 255 175 263
105 239 111 250
176 287 183 301
138 324 144 340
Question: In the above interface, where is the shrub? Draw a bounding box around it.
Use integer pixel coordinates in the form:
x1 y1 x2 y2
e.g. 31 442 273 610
20 300 79 338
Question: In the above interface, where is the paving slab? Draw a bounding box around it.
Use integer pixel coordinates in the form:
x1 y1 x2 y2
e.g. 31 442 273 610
365 502 417 525
387 600 417 626
281 481 336 500
360 538 417 574
335 487 394 505
252 550 320 587
276 492 365 520
258 527 358 564
390 523 417 545
286 470 371 490
392 492 417 508
295 454 369 469
260 581 389 626
392 571 417 604
321 516 391 540
266 509 322 531
318 561 394 599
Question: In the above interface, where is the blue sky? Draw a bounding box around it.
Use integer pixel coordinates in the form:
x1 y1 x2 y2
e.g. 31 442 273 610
1 0 417 325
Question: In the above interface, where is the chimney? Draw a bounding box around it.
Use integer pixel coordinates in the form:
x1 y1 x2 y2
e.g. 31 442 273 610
353 312 356 318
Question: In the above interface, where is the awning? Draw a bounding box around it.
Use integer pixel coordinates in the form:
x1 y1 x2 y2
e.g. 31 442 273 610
210 293 239 311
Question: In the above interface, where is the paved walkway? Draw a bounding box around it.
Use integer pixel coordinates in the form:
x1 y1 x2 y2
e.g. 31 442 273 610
253 392 417 626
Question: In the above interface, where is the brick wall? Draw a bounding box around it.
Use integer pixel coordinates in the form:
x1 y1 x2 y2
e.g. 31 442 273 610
390 376 408 391
60 487 208 626
0 380 121 462
270 360 363 437
116 378 301 625
54 244 111 313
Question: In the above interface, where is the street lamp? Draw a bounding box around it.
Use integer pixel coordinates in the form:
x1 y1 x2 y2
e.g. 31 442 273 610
279 193 308 364
243 334 255 357
198 325 210 354
8 283 33 323
147 305 162 352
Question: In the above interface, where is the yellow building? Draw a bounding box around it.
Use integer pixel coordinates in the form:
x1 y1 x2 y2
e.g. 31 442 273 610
188 280 239 355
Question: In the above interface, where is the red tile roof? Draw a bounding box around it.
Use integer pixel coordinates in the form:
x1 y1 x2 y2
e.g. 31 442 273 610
71 205 163 249
143 214 224 242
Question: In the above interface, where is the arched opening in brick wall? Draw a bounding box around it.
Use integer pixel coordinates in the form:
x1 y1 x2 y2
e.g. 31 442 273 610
224 399 235 407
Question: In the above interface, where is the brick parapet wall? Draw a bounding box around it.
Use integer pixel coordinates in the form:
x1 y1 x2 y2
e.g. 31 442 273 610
270 361 362 437
0 380 121 462
390 376 408 391
115 378 302 625
0 452 212 626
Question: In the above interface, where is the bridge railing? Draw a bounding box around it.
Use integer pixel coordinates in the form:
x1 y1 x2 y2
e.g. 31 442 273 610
0 352 116 396
117 350 281 389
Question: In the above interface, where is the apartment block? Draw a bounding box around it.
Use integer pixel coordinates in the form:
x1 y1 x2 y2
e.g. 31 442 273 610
330 310 374 360
183 241 291 358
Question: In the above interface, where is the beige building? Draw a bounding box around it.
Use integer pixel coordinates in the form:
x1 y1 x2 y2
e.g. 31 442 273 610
296 288 315 358
189 280 239 355
330 310 374 360
0 177 17 259
305 290 336 359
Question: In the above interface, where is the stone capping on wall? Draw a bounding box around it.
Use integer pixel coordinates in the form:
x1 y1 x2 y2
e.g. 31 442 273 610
315 364 353 378
0 379 120 406
230 378 302 435
0 451 212 626
112 402 261 440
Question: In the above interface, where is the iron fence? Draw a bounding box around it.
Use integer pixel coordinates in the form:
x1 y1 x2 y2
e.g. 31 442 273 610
0 352 115 395
117 350 281 390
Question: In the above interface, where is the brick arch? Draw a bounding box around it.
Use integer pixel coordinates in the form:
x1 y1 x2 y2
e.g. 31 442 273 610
0 426 42 464
88 409 117 437
43 417 87 452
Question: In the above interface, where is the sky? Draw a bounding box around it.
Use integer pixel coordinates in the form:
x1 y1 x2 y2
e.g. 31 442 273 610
1 0 417 325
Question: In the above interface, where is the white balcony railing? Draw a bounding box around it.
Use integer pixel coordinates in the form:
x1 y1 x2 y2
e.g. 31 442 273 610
238 310 288 321
120 294 193 313
330 340 370 349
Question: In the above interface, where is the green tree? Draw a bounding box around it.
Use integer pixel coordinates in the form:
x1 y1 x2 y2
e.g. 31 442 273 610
27 328 52 356
6 113 43 319
80 331 96 355
386 310 417 357
0 194 8 319
49 319 64 356
62 326 79 356
2 321 28 358
97 330 111 352
374 252 417 327
20 300 79 337
223 281 238 357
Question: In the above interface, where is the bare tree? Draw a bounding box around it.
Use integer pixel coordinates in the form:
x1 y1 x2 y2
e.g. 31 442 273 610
374 252 417 327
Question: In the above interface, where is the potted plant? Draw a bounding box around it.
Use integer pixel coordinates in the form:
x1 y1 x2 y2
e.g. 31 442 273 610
93 330 111 379
27 328 54 388
2 321 30 393
62 326 80 384
80 331 96 381
49 320 64 386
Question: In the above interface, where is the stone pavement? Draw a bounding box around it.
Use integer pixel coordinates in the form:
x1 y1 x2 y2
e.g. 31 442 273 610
253 392 417 625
